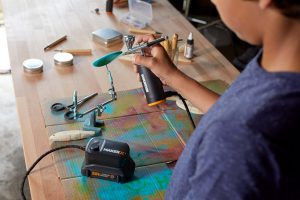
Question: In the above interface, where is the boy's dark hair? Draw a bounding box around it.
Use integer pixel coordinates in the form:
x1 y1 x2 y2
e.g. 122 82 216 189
273 0 300 18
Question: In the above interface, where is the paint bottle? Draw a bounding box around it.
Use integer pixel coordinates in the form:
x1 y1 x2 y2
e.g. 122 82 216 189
184 32 194 59
106 0 113 13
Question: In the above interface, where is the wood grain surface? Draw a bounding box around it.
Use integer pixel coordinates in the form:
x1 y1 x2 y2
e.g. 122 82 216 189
1 0 239 199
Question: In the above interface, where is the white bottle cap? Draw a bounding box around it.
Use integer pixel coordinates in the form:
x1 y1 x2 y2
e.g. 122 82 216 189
188 32 193 40
187 32 194 45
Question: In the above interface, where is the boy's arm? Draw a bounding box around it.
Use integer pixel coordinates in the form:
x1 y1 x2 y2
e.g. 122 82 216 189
133 34 220 113
168 69 220 113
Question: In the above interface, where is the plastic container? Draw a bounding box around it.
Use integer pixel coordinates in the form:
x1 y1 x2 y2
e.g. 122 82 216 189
121 0 153 29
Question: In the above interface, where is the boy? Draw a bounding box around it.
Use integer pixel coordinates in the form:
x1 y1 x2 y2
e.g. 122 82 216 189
133 0 300 199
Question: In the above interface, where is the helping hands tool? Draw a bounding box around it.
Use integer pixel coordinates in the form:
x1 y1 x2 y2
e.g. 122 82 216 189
83 110 104 135
64 66 117 121
64 94 116 120
72 90 78 119
51 92 98 112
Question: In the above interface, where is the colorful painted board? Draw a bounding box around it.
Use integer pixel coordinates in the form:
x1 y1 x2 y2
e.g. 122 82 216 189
44 80 228 199
48 110 201 179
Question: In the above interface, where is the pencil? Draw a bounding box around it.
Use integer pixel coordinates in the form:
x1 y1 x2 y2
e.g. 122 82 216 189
128 28 162 35
44 35 67 51
54 49 92 56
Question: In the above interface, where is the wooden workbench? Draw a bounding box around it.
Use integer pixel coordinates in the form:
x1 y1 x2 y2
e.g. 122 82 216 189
1 0 239 199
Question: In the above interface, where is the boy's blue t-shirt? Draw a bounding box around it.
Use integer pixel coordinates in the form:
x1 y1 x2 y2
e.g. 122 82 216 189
165 51 300 200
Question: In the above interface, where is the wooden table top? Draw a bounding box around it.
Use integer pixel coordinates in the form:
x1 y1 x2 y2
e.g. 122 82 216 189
2 0 239 199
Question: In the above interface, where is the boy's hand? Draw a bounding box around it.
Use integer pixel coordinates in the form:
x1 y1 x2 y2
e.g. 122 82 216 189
132 35 178 85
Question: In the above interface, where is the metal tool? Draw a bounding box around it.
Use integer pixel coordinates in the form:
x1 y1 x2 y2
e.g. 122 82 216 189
105 65 117 101
124 35 135 50
64 104 99 120
44 35 67 51
50 92 98 112
64 95 115 120
73 90 78 119
64 66 117 121
83 110 104 135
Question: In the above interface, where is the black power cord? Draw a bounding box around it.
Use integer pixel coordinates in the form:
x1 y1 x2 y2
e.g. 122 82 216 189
165 91 196 129
21 145 85 200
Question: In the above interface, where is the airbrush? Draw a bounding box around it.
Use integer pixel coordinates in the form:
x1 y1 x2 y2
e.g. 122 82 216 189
123 36 165 55
92 36 166 67
93 36 166 106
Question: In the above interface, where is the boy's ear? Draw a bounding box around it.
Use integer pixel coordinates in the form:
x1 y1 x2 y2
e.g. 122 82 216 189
259 0 272 9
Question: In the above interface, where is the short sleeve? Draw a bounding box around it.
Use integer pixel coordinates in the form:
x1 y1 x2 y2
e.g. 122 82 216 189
184 121 280 200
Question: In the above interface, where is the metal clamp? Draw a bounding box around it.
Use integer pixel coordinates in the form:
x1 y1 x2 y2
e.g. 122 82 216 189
64 65 117 121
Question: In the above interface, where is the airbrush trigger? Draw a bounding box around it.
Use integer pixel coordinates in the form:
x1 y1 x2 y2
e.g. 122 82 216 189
124 35 135 50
